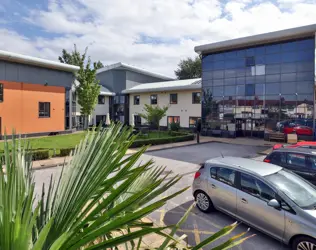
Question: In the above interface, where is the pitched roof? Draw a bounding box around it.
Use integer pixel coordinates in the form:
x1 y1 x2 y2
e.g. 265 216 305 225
122 78 201 94
100 86 115 96
96 62 174 81
0 50 79 73
195 23 316 54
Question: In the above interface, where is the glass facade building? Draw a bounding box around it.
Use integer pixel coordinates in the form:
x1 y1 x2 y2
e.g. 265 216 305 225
201 37 315 139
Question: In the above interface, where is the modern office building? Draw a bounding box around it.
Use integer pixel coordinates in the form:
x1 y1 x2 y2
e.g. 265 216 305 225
195 24 316 140
0 50 79 137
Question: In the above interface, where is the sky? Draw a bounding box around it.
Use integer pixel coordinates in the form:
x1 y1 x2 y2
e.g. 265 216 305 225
0 0 316 77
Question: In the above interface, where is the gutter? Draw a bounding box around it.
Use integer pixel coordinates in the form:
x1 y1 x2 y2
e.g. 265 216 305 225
122 84 202 94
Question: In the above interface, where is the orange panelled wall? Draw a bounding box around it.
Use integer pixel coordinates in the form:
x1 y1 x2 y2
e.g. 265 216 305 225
0 81 65 135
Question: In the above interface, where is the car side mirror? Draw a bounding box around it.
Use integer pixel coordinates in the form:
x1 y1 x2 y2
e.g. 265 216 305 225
267 199 281 209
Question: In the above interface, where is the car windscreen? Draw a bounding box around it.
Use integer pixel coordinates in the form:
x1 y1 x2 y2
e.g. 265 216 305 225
265 170 316 209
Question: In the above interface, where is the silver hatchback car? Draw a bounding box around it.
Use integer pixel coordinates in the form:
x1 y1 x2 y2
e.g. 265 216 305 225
193 157 316 250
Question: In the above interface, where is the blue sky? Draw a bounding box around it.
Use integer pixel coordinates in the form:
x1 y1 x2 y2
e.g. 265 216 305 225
0 0 316 76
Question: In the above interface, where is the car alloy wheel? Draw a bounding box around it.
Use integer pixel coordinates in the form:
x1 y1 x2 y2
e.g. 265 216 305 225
297 241 316 250
196 192 209 211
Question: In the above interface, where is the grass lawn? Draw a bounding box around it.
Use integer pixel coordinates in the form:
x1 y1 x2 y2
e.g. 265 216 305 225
137 131 174 139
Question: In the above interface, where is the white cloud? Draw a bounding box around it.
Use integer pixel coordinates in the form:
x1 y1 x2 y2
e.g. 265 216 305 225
1 0 316 76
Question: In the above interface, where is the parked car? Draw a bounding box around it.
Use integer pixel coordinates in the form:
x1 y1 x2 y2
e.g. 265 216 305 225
193 157 316 250
273 141 316 151
264 148 316 185
283 125 313 136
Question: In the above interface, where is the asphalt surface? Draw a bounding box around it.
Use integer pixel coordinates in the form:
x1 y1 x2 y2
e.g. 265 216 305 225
145 142 269 164
33 143 289 250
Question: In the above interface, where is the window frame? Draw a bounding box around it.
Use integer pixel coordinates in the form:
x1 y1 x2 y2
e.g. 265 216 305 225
192 92 201 104
0 83 3 102
245 56 255 67
150 94 158 105
134 95 140 105
189 117 201 128
39 102 51 118
170 93 178 104
167 116 180 126
210 167 236 187
98 95 106 105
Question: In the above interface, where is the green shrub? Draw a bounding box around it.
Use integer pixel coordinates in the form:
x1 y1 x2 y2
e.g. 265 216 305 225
60 148 75 157
130 134 194 148
169 122 180 132
31 150 50 161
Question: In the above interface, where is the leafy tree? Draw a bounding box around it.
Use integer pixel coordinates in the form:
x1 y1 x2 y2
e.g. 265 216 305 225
58 44 104 128
174 56 201 79
139 104 169 130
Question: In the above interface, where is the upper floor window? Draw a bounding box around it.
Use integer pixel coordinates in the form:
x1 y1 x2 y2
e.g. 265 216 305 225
39 102 50 118
0 83 3 102
150 94 157 105
170 93 178 104
245 56 255 67
192 92 201 104
134 95 140 105
98 95 105 104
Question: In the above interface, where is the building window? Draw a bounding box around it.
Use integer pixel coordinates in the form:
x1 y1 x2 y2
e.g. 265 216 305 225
150 94 158 105
96 115 106 126
170 93 178 104
168 116 180 126
39 102 50 118
245 84 255 96
134 95 140 105
134 115 141 126
245 56 255 66
98 95 105 104
0 83 3 102
192 92 201 104
189 117 201 128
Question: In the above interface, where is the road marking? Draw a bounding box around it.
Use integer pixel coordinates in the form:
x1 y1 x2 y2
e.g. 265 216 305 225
193 221 201 245
159 209 165 227
178 228 214 235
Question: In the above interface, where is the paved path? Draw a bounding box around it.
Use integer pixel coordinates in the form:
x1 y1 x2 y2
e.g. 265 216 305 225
33 143 287 250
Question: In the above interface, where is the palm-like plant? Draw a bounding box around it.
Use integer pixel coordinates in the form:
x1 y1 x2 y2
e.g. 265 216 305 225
0 124 253 249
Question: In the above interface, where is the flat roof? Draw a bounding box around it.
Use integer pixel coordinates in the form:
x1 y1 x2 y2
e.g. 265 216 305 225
195 23 316 54
0 50 79 73
122 78 201 94
96 62 174 81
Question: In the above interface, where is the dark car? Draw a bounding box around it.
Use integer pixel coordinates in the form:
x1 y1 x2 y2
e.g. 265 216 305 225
264 148 316 185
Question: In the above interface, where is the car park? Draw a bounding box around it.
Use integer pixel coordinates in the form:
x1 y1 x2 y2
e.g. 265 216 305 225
193 157 316 250
264 148 316 185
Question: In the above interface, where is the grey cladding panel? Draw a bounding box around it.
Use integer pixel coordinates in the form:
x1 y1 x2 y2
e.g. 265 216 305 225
97 71 114 92
112 70 126 92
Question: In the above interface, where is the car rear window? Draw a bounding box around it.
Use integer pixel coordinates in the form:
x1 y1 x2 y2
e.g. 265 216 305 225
287 153 306 168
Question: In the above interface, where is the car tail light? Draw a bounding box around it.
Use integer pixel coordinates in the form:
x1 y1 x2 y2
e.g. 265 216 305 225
264 159 271 163
194 172 201 179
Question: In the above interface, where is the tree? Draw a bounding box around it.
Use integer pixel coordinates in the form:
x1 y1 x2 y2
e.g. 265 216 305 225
59 44 104 128
139 104 169 130
0 124 252 249
174 56 201 79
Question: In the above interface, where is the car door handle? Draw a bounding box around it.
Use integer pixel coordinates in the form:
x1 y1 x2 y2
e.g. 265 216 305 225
211 184 216 189
241 198 248 204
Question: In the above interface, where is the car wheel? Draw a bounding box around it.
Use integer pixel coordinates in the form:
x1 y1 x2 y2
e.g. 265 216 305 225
194 191 214 213
292 236 316 250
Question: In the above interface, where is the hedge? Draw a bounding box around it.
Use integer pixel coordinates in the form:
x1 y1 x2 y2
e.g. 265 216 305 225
59 148 75 157
0 149 50 162
130 133 194 148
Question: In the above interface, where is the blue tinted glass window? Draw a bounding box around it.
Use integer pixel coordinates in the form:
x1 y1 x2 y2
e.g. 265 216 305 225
256 55 265 64
297 94 313 104
214 53 225 61
236 77 245 85
266 83 280 95
236 68 246 77
255 47 265 55
245 56 255 66
213 61 225 70
225 69 236 78
202 61 212 71
265 64 281 75
255 84 265 95
265 54 281 64
237 49 246 57
255 75 265 84
213 86 224 96
296 61 314 72
281 63 296 73
297 50 314 61
203 79 212 87
235 58 245 68
297 39 315 50
203 71 212 80
237 85 245 95
281 73 296 82
245 84 255 96
282 52 297 63
213 79 224 86
225 60 236 69
246 48 255 56
297 71 314 81
203 54 213 62
224 78 236 85
297 81 313 94
266 74 280 83
281 82 296 94
224 85 236 96
213 70 224 79
225 51 237 59
266 44 280 54
246 76 255 84
245 67 253 76
281 41 297 52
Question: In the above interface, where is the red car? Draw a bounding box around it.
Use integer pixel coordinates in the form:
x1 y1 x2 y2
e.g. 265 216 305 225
273 141 316 150
283 125 313 136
